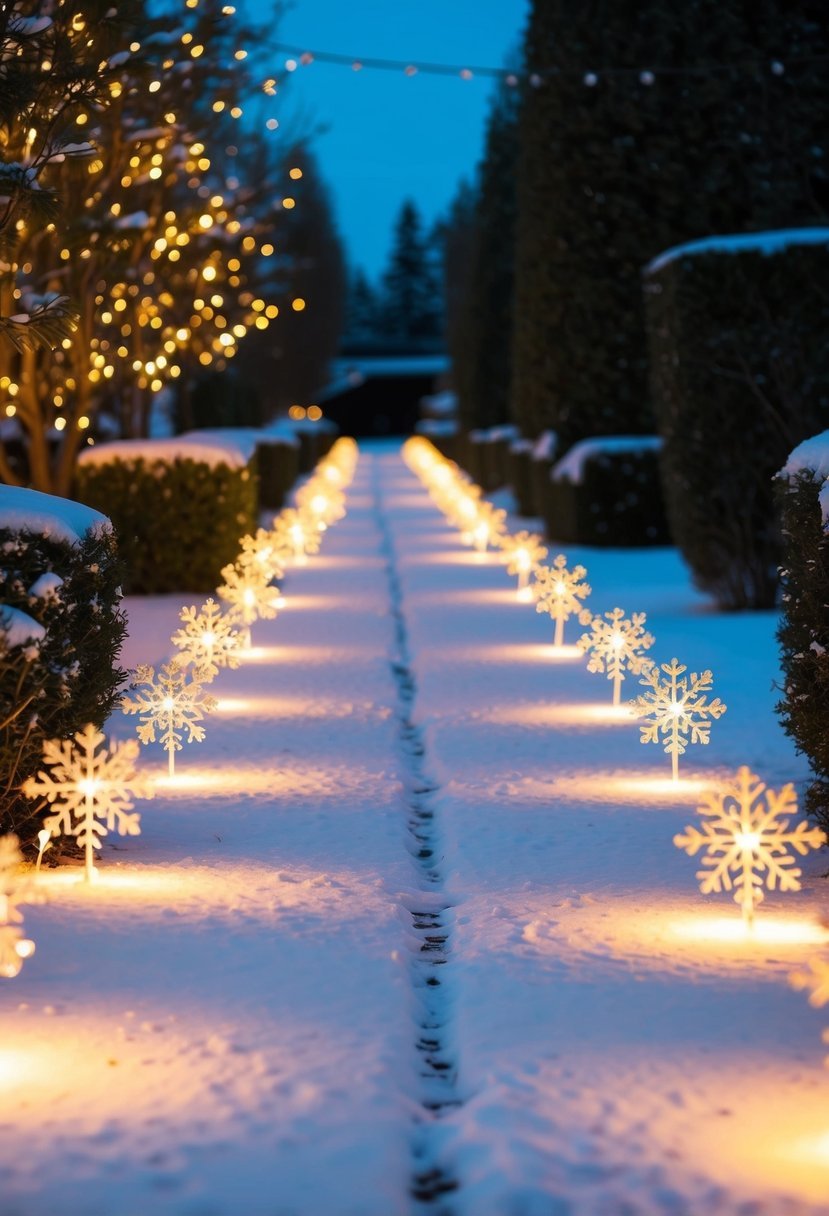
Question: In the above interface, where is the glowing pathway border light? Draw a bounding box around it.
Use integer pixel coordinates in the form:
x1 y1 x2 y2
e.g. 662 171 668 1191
217 561 282 633
675 767 826 926
171 597 244 679
271 507 321 565
122 661 217 777
468 500 507 554
630 657 726 782
532 554 591 648
0 835 36 976
22 724 151 883
791 958 829 1064
500 531 548 599
238 529 287 583
579 607 656 705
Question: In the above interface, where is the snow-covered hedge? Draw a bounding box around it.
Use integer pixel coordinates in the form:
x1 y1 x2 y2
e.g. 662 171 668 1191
181 427 300 511
645 227 829 609
469 425 519 491
548 436 669 546
775 432 829 833
75 437 257 593
0 487 127 851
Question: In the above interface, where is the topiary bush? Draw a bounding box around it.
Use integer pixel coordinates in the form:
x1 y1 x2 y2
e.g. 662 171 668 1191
645 229 829 609
548 437 669 546
775 436 829 834
75 439 257 593
0 489 127 851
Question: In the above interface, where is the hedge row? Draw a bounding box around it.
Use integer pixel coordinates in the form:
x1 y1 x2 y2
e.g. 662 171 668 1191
0 493 127 851
776 437 829 835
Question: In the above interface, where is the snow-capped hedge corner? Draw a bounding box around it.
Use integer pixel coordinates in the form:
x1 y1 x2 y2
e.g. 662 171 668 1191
0 486 127 852
74 439 258 594
548 436 669 547
775 431 829 834
645 227 829 610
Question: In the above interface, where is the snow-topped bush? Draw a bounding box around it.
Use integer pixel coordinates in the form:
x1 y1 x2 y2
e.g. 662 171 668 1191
776 433 829 833
75 439 257 593
0 488 127 851
548 437 669 546
645 229 829 609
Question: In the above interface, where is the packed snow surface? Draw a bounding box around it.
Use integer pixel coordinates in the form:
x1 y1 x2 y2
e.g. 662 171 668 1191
0 483 110 544
2 445 828 1215
646 226 829 275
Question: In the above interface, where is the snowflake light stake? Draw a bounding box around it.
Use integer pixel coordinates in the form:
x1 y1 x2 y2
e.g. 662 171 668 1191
675 767 826 927
0 835 36 976
172 597 244 679
35 828 52 874
122 661 217 777
469 501 507 554
532 554 591 648
217 561 281 630
791 958 829 1065
22 725 151 883
579 607 656 706
272 508 320 564
501 531 548 598
238 529 286 583
630 657 726 782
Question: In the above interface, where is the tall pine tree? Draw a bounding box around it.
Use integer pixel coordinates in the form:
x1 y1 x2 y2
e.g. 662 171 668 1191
379 200 441 346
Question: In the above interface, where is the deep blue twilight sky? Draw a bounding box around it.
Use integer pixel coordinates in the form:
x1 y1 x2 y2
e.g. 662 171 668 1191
246 0 529 280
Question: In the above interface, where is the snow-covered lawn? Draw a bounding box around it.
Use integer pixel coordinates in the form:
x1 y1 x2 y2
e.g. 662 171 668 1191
2 445 828 1215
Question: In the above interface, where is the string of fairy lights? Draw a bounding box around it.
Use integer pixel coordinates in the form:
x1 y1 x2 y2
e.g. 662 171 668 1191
271 40 829 88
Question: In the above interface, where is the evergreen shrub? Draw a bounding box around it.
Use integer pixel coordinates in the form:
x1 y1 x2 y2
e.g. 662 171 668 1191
75 451 257 594
256 436 299 510
645 230 829 609
548 438 668 546
0 502 127 850
776 440 829 834
508 439 535 517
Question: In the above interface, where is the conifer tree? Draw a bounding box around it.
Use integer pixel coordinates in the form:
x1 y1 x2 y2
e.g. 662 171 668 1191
379 200 441 346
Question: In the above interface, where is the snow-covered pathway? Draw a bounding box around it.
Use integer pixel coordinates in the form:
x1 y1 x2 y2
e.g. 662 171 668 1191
3 454 414 1215
3 445 829 1216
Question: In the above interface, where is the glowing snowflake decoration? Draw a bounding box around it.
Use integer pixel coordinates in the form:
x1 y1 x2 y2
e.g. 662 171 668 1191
0 834 36 976
790 958 829 1065
171 597 244 679
674 766 825 925
217 560 282 628
500 531 548 597
22 724 151 882
271 507 321 563
532 554 591 647
122 660 217 776
630 657 726 781
238 528 286 582
579 607 656 705
296 481 346 530
468 500 507 553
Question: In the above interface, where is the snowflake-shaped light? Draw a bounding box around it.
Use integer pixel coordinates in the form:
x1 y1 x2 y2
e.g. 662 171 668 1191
790 958 829 1065
217 560 282 629
674 766 825 925
579 607 656 705
500 531 548 598
171 597 244 679
296 481 346 531
467 500 507 554
121 660 217 777
22 724 151 882
271 507 321 564
0 834 36 976
630 657 726 781
532 554 591 647
238 528 286 583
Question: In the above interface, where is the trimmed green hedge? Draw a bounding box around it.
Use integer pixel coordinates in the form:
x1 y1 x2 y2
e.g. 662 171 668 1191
549 438 669 546
0 516 127 851
75 455 257 594
776 454 829 834
257 438 299 511
646 231 829 609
